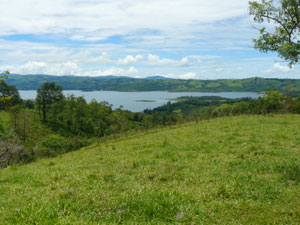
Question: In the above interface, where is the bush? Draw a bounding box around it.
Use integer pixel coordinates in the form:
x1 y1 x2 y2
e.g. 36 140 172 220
0 139 34 168
40 135 74 152
37 135 90 158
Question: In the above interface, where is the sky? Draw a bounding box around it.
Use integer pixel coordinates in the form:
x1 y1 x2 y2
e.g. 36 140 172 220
0 0 299 79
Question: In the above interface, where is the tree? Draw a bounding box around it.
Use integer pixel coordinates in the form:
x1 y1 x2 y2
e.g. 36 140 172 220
15 109 34 143
249 0 300 65
0 139 25 168
232 101 249 115
0 71 9 80
288 94 300 113
262 89 284 113
36 82 64 121
0 71 21 109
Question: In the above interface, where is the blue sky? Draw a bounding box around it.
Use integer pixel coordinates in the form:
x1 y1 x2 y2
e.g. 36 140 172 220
0 0 299 79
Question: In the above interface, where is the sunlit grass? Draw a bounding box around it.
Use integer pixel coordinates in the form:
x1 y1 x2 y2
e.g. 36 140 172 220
1 115 300 224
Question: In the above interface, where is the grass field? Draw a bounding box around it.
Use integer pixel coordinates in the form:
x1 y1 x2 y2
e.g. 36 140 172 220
1 115 300 224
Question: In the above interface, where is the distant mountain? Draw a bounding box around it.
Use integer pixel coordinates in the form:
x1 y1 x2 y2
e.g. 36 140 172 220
145 76 174 80
5 74 300 96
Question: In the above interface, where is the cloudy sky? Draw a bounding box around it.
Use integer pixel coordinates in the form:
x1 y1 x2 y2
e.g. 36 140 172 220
0 0 299 79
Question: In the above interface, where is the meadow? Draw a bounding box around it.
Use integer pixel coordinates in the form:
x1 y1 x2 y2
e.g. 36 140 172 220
1 115 300 224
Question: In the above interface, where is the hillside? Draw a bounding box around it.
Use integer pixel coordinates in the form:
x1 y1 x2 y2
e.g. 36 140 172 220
1 115 300 224
6 74 300 95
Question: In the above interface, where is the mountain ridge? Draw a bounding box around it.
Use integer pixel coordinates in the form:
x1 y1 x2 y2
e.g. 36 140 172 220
5 74 300 95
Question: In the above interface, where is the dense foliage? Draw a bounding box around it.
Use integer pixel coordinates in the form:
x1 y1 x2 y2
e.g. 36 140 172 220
6 74 300 95
36 82 64 121
0 72 21 110
145 91 300 118
249 0 300 65
46 95 156 138
145 96 250 117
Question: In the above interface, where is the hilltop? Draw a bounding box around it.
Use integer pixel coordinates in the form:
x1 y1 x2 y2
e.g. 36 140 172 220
6 74 300 95
1 115 300 224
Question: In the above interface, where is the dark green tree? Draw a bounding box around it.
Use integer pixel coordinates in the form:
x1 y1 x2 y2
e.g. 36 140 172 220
288 94 300 113
249 0 300 65
36 82 64 121
0 71 21 109
262 89 284 113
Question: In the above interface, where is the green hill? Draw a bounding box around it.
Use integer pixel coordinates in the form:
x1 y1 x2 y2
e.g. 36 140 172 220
1 115 300 224
6 75 300 95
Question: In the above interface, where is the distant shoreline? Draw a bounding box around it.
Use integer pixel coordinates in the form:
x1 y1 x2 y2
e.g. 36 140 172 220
17 89 263 94
136 100 156 102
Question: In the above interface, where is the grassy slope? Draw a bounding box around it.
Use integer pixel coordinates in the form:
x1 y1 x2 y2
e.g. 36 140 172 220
1 115 300 224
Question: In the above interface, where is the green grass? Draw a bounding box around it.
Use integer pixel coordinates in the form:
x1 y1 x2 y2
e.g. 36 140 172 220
1 115 300 224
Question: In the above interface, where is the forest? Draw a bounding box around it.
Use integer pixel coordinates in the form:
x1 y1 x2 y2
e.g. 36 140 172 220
1 72 300 168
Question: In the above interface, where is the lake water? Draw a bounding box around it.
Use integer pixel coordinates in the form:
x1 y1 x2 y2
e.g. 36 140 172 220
19 90 263 112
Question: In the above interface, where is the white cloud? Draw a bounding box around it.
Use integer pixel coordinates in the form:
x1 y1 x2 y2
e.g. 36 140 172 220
145 54 221 67
0 61 81 75
2 48 219 69
264 63 294 74
83 66 139 77
117 55 143 65
162 72 197 79
0 0 248 40
127 66 138 74
88 52 113 64
0 61 139 77
146 54 191 67
1 0 299 79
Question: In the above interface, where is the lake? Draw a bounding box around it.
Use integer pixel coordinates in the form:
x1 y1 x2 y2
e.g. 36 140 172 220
19 90 264 112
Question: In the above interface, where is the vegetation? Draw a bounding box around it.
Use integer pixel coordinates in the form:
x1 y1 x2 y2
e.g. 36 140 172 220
145 91 300 119
36 82 64 121
249 0 300 65
1 115 300 224
1 69 300 168
0 71 21 110
0 107 92 168
1 68 300 224
1 2 300 223
6 74 300 96
145 96 247 117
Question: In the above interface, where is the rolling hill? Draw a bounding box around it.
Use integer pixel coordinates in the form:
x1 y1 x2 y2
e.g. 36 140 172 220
5 74 300 95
